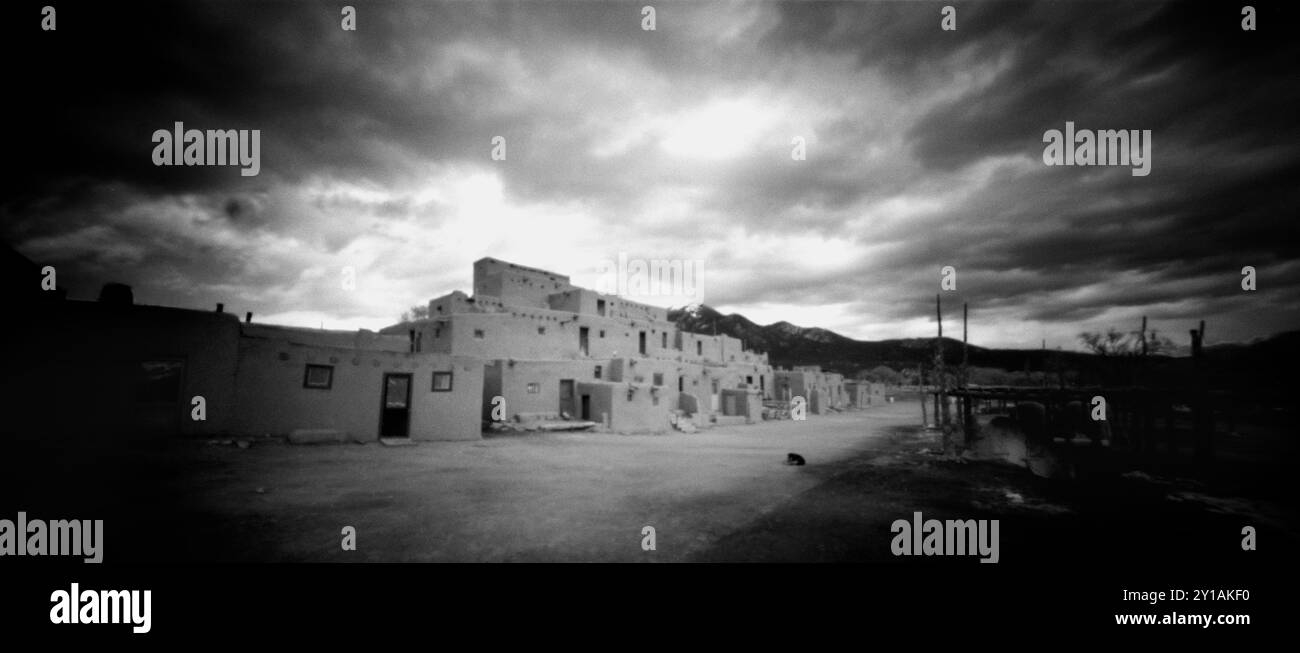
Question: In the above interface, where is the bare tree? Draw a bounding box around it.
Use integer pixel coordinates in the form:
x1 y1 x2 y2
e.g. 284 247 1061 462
1078 327 1174 357
1079 328 1128 356
400 304 431 322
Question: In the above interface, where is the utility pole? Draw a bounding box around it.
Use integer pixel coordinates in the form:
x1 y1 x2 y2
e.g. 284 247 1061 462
962 302 972 443
936 294 951 449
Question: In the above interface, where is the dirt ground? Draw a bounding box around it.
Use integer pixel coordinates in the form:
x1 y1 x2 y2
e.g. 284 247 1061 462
146 402 921 562
5 398 1295 565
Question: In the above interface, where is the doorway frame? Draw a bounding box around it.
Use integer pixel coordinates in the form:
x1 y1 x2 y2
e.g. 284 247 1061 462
379 372 414 438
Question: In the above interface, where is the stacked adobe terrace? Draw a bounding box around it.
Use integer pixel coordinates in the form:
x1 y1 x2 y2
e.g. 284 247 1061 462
382 257 785 432
10 249 848 443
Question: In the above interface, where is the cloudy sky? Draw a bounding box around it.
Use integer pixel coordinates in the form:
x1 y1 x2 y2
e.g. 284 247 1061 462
4 1 1297 350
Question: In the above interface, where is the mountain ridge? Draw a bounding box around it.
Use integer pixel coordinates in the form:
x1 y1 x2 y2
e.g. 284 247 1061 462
667 303 1300 387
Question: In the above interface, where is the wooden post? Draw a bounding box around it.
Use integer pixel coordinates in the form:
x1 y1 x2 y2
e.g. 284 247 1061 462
962 303 969 384
936 294 952 448
934 390 940 429
1191 321 1212 462
1040 339 1047 387
963 303 974 443
919 363 928 426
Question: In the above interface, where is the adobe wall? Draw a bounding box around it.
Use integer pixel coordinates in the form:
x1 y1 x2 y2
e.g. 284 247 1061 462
233 337 482 441
473 257 574 309
8 301 241 439
441 310 681 361
490 359 599 422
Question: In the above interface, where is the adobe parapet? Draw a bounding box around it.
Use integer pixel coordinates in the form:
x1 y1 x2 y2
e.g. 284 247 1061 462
405 257 767 365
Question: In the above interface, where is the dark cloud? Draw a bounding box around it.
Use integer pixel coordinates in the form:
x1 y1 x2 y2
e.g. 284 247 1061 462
2 1 1296 347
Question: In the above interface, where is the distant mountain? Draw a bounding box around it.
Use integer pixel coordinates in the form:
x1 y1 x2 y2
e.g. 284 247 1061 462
670 303 1002 375
669 304 1300 389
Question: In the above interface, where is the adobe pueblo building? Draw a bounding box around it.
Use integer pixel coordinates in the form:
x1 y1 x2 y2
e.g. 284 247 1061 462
7 295 483 444
7 254 851 443
382 258 781 433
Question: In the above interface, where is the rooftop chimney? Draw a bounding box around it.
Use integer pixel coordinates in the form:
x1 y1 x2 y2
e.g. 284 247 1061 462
97 282 134 306
245 311 253 324
216 303 224 313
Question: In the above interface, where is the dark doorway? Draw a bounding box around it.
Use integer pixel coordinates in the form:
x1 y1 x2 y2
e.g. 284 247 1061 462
581 394 591 421
559 379 575 417
380 373 413 438
579 327 590 356
135 358 185 436
638 331 647 355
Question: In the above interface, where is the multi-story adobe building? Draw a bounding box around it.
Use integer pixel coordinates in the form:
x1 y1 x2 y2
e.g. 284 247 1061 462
773 365 850 415
381 258 776 433
6 250 846 442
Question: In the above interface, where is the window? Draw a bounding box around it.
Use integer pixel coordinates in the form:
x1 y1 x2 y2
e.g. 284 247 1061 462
662 332 668 349
538 326 546 335
432 371 453 392
594 365 602 379
137 359 184 403
653 372 664 386
747 376 754 385
599 330 605 338
527 383 541 394
696 341 702 356
597 299 606 316
639 331 647 355
434 327 442 338
474 329 485 339
384 375 410 408
304 364 333 389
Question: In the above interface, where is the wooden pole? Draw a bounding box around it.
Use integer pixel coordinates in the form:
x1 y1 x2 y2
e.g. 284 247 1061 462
934 388 940 429
936 294 952 447
919 363 928 426
963 303 973 443
962 303 969 384
1191 320 1212 461
1040 339 1046 387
